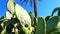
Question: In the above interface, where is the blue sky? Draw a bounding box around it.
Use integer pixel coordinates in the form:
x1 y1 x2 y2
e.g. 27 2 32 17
0 0 60 17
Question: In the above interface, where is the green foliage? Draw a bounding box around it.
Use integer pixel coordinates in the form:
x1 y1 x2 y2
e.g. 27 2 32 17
46 16 59 33
29 12 35 26
50 32 60 34
35 17 45 34
29 12 35 19
0 25 3 33
45 16 51 22
46 16 58 31
0 0 60 34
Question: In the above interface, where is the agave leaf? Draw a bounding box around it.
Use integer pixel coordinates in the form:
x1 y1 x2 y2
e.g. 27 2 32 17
35 17 45 34
46 16 58 33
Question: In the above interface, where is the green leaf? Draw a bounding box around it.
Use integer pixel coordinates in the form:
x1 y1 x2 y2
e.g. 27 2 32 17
29 12 36 28
47 28 57 34
0 25 3 33
46 16 59 33
50 32 60 34
32 17 38 27
0 16 4 20
45 16 51 22
19 27 31 34
1 28 9 34
29 12 35 19
0 16 5 24
11 17 19 24
3 20 11 28
35 17 45 34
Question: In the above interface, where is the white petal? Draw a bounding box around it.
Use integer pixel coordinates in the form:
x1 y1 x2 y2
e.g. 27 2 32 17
6 11 12 19
7 0 14 14
15 4 31 26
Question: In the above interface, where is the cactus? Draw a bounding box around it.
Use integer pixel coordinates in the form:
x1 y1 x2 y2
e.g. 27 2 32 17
50 32 60 34
45 16 51 22
35 17 45 34
46 16 59 33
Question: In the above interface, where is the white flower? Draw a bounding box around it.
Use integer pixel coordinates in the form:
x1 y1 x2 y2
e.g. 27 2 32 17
7 0 15 14
6 11 12 19
15 4 32 32
15 4 31 26
7 0 32 32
